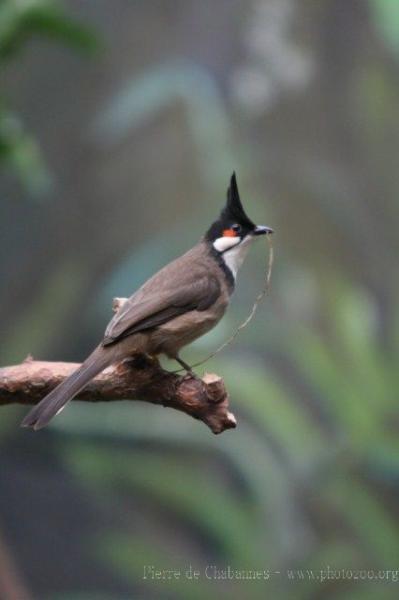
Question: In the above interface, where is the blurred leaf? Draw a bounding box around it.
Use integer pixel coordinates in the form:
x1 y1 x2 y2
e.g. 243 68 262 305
219 359 327 466
93 60 244 192
65 444 259 564
286 285 395 455
369 0 399 58
3 257 88 362
324 476 399 566
56 400 315 567
0 0 99 194
0 105 52 195
0 0 98 60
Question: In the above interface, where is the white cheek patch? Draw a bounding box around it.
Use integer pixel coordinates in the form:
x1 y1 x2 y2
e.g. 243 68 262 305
213 236 241 252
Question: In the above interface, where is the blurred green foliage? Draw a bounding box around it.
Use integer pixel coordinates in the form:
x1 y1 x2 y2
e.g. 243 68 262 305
0 0 97 194
53 282 399 599
0 101 51 195
369 0 399 58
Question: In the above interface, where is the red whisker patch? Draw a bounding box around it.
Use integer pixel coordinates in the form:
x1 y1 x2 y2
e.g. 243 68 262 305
223 229 236 237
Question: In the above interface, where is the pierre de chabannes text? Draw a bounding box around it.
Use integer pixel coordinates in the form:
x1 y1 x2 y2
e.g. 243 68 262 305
143 565 399 583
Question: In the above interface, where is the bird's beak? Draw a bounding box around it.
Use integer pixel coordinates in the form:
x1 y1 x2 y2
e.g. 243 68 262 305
253 225 274 236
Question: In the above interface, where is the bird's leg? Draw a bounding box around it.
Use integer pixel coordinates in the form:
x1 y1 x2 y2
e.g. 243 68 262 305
175 355 198 378
175 355 193 373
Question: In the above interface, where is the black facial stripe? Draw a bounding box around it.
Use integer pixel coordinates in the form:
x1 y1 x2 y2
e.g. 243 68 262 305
208 246 235 291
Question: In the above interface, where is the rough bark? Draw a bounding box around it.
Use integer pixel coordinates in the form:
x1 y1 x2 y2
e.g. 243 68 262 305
0 355 236 434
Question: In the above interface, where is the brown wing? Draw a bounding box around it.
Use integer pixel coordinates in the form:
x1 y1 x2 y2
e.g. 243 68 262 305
102 275 220 346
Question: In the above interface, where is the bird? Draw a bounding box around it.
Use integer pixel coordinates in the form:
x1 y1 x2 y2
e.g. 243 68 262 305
21 173 273 430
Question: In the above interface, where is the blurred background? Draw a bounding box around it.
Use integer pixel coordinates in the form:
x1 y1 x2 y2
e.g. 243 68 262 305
1 0 399 598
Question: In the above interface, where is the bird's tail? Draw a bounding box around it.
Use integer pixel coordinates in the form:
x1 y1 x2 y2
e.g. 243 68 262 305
21 344 111 430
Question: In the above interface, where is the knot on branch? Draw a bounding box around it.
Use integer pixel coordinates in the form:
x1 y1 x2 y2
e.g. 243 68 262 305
173 372 236 433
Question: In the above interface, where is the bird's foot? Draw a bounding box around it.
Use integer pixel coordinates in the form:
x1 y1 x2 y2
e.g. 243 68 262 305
174 356 200 380
126 353 158 370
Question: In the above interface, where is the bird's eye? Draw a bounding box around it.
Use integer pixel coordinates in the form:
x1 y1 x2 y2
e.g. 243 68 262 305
232 224 242 234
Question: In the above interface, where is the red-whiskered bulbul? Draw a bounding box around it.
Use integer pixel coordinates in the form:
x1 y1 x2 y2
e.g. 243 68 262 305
21 173 273 430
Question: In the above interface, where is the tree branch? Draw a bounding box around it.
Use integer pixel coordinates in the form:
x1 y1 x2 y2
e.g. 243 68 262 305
0 355 237 434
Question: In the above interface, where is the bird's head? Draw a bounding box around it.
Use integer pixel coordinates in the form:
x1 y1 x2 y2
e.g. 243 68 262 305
205 173 273 278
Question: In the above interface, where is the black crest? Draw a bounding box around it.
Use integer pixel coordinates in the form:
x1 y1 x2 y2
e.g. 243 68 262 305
205 172 256 242
221 172 255 230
